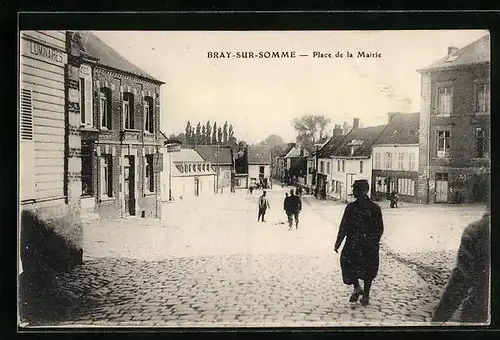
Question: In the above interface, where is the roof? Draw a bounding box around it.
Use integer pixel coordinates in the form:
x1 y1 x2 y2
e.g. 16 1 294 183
285 146 310 158
194 145 233 165
248 145 272 165
317 135 348 158
418 34 490 73
278 143 296 157
171 149 205 163
333 125 387 157
374 112 420 145
78 31 164 84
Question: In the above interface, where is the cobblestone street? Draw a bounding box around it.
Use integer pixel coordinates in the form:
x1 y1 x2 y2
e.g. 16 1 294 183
19 187 486 327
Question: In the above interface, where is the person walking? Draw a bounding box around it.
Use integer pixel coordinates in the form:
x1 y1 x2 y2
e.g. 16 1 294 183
334 179 384 306
432 208 490 323
257 190 270 222
284 189 302 230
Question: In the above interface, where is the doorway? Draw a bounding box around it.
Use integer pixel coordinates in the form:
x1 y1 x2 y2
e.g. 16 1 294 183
435 172 448 203
124 156 136 215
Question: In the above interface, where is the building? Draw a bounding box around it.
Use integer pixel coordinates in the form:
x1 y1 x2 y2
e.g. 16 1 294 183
316 124 347 197
417 35 490 204
162 148 217 200
284 145 310 186
20 31 83 270
329 120 387 202
194 145 234 192
247 145 272 188
76 31 165 220
371 112 420 202
274 143 295 182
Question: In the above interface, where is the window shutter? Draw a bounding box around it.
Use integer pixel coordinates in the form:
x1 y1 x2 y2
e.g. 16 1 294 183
85 76 93 125
20 88 35 201
20 89 33 140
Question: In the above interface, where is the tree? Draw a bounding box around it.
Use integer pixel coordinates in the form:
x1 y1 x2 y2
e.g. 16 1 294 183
292 114 331 145
223 121 228 145
201 125 206 144
261 134 285 149
206 121 212 145
185 121 192 146
212 122 218 144
195 122 202 145
217 126 223 145
228 124 234 140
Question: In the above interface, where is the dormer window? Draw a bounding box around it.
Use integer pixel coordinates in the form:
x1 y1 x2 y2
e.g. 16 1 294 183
348 139 364 156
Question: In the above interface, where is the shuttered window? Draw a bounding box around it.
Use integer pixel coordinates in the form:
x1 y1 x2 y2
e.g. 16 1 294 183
20 89 33 140
79 64 93 126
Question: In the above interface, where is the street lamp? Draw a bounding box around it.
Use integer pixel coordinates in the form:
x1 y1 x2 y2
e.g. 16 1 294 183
164 138 182 201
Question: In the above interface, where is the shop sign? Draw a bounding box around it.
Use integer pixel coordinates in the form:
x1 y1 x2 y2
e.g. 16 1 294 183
23 38 67 66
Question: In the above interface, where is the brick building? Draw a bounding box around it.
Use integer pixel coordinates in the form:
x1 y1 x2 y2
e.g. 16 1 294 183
76 31 164 220
416 34 490 204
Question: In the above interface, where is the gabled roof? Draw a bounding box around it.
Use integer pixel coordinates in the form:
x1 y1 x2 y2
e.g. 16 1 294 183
418 34 490 73
374 112 420 145
171 149 205 163
248 145 272 165
317 135 347 158
78 31 164 84
285 146 310 158
333 125 387 157
194 145 233 165
278 143 296 157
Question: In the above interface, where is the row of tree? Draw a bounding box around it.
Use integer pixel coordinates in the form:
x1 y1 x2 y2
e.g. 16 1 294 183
169 121 243 150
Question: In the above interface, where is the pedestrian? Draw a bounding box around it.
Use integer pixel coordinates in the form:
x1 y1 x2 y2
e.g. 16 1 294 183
257 190 270 222
249 186 253 194
334 179 384 306
389 190 399 208
432 208 490 323
284 189 302 230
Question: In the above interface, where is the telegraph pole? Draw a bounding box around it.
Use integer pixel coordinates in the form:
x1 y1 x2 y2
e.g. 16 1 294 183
216 143 220 194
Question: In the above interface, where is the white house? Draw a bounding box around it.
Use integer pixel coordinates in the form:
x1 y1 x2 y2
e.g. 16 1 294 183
247 145 272 188
316 124 345 195
161 148 216 201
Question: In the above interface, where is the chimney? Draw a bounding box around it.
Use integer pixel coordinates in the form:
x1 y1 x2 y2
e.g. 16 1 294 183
353 118 360 129
447 46 458 55
388 112 397 123
333 124 343 137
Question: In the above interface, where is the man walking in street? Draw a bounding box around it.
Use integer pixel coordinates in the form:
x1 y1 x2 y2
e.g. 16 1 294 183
284 189 302 230
257 190 270 222
334 179 384 306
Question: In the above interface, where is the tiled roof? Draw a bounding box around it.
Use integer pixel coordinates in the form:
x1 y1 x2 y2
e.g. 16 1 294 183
285 146 310 158
374 112 420 145
317 135 347 158
171 149 205 163
418 35 490 72
194 145 233 165
78 31 163 83
333 125 387 157
248 145 272 165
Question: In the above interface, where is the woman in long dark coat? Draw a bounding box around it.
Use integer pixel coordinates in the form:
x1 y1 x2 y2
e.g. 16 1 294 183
334 179 384 306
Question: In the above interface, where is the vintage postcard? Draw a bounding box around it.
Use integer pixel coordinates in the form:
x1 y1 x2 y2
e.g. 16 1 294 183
18 29 490 328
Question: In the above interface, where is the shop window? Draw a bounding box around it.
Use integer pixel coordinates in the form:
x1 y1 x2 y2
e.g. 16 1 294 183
123 92 134 129
81 143 93 196
100 155 113 198
375 176 387 193
100 88 112 130
145 155 155 193
374 153 380 169
437 86 452 116
476 83 490 114
79 65 93 126
437 130 451 158
144 96 154 133
397 178 415 196
476 128 488 158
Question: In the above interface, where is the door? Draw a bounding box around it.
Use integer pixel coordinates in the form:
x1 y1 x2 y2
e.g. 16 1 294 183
435 173 448 203
346 173 355 201
194 177 199 196
124 156 135 215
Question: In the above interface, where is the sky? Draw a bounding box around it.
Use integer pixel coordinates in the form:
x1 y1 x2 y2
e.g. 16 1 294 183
92 30 488 144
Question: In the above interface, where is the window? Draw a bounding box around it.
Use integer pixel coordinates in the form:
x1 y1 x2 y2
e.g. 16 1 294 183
384 152 392 169
360 161 363 173
81 143 93 196
326 162 330 174
144 96 154 133
397 153 404 170
409 153 416 171
123 92 134 129
437 130 451 158
436 172 448 181
476 83 490 114
437 86 452 115
20 88 35 201
476 128 488 158
374 153 380 169
100 155 112 198
260 166 265 174
145 155 155 193
100 88 111 130
375 176 387 193
397 178 415 196
320 161 324 173
337 160 340 172
342 160 345 172
79 65 93 126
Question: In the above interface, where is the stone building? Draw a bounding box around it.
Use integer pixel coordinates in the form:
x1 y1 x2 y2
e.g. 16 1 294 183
76 31 164 220
194 145 234 191
417 34 490 204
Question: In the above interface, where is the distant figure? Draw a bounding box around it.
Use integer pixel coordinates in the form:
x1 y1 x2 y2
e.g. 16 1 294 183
257 190 270 222
432 209 490 323
249 186 254 194
334 179 384 306
390 190 399 208
284 189 302 230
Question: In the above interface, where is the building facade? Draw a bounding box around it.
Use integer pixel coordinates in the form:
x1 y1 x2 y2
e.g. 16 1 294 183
417 35 490 204
75 31 164 220
372 113 420 202
247 145 272 188
194 145 234 191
